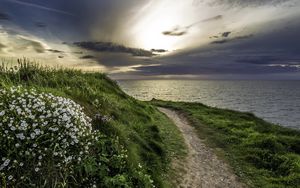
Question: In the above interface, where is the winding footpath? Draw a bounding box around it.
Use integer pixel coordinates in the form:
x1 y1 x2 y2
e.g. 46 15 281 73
158 107 246 188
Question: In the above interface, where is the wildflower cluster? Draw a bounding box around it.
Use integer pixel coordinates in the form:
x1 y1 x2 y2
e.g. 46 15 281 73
0 86 154 187
0 86 93 185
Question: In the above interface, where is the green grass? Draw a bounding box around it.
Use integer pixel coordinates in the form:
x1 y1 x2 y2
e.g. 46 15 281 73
151 99 300 188
0 60 186 187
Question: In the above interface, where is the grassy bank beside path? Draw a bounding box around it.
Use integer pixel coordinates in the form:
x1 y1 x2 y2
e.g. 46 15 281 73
152 99 300 188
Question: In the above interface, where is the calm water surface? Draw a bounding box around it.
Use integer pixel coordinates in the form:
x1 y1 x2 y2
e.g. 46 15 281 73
118 80 300 129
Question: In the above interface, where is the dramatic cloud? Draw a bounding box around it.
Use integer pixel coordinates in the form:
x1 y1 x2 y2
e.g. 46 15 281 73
0 0 300 79
79 55 95 59
222 32 231 38
162 27 187 36
151 49 168 53
211 34 254 44
162 15 223 37
47 49 64 53
74 42 154 57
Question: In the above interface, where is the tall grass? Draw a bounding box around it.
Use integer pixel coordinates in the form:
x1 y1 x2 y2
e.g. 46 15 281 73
0 59 186 187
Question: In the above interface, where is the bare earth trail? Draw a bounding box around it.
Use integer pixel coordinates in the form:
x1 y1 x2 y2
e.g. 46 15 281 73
158 107 246 188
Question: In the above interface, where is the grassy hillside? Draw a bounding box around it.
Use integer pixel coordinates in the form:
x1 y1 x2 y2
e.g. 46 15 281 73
152 99 300 188
0 60 186 187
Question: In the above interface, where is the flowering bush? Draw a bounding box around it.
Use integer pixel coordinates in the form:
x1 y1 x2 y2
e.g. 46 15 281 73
0 87 91 184
0 86 94 185
0 86 154 187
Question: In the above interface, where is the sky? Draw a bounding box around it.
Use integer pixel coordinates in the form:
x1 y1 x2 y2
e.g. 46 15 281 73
0 0 300 79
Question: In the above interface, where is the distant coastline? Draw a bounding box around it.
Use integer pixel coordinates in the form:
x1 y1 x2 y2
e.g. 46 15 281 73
119 79 300 129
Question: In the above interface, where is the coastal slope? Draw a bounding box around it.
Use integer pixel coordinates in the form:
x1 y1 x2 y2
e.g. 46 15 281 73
0 61 186 187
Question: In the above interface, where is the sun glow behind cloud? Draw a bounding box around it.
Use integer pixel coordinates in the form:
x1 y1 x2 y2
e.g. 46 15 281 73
129 0 205 50
128 0 300 52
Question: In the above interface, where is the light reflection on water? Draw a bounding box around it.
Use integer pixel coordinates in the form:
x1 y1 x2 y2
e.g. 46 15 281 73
118 80 300 129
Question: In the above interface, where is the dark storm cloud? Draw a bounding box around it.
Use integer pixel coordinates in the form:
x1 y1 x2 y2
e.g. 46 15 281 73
162 28 187 36
209 31 231 39
74 42 154 57
162 15 223 37
211 34 254 44
133 62 298 76
222 32 231 38
151 49 168 53
47 49 64 53
211 39 228 44
79 55 95 59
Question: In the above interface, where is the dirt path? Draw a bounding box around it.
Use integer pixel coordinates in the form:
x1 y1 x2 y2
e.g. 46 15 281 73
158 107 246 188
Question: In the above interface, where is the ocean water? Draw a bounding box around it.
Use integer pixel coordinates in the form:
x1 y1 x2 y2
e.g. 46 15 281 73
118 80 300 129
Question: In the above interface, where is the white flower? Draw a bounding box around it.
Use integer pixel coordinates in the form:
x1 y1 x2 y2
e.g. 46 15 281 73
0 111 5 116
3 159 10 166
8 175 13 180
34 129 41 135
16 133 25 140
30 133 36 139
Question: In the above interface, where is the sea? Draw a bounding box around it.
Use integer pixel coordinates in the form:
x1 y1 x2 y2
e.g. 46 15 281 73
118 80 300 129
